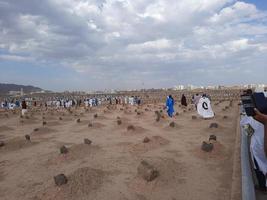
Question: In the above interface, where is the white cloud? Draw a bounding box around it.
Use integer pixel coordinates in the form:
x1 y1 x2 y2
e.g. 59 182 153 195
0 54 33 62
0 0 267 89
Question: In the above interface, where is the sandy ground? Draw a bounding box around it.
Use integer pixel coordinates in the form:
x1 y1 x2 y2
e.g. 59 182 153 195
0 100 240 200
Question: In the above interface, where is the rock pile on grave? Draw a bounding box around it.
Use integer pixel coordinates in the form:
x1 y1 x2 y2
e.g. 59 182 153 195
137 160 159 182
0 141 5 147
143 137 150 143
25 134 31 141
127 125 135 131
60 145 68 154
209 135 217 141
84 138 92 145
201 141 214 152
54 174 68 186
209 123 218 129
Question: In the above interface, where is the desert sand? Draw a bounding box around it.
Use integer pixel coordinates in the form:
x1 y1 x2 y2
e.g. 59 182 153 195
0 99 241 200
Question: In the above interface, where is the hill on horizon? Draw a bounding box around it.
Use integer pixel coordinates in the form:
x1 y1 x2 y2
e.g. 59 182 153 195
0 83 44 94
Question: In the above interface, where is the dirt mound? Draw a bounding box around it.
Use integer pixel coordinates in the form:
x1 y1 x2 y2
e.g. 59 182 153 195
191 141 226 160
31 127 56 135
123 110 133 115
36 167 107 200
74 119 90 126
0 137 38 152
122 125 147 136
0 125 14 132
19 117 39 125
88 122 106 129
128 157 186 196
96 115 108 120
204 122 224 133
129 136 170 154
46 121 61 126
46 144 102 166
164 122 182 130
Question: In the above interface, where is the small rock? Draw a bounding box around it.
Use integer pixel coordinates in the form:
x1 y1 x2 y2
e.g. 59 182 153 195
25 134 31 141
127 125 135 131
223 116 228 119
59 117 63 120
169 122 176 128
137 160 159 182
209 123 219 128
43 121 47 126
201 141 214 152
143 137 150 143
94 114 98 118
60 145 68 154
209 135 217 141
117 119 122 125
192 115 197 120
155 111 161 122
76 118 81 123
33 128 39 132
84 138 92 145
0 141 5 147
54 174 68 186
175 112 179 116
88 122 93 127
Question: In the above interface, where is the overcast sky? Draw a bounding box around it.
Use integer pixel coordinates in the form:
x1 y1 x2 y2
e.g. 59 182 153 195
0 0 267 91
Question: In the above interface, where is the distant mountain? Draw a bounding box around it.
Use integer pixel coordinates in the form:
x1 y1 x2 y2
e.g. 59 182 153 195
0 83 43 94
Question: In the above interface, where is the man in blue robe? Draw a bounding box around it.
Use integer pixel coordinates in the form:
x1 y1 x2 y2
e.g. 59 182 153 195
166 95 174 117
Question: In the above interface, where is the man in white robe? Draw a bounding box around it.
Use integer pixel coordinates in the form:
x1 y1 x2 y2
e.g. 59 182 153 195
197 96 214 119
241 112 267 191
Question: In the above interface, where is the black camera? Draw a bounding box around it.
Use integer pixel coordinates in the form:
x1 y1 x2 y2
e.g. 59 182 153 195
241 92 267 116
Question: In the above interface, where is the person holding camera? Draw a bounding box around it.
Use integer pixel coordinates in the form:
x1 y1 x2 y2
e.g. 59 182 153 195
246 108 267 193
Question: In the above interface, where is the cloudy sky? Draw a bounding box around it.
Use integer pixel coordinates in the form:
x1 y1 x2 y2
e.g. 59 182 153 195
0 0 267 91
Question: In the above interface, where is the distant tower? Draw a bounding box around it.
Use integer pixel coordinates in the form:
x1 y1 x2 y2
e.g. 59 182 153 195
20 88 24 96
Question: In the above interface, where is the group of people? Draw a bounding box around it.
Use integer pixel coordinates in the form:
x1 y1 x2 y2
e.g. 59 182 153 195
0 95 143 117
108 96 142 106
165 93 214 119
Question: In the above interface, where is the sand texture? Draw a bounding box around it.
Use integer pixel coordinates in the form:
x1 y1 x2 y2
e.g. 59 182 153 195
0 100 240 200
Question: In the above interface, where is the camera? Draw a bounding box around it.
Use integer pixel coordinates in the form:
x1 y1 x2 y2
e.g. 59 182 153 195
241 92 267 116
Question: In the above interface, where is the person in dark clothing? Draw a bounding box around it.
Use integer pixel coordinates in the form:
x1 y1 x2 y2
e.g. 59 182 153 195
21 100 27 109
181 94 187 107
21 100 27 116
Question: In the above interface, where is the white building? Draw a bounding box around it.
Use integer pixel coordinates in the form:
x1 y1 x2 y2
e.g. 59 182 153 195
173 85 185 90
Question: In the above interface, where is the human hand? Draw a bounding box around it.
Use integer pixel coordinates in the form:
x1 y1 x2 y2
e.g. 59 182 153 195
253 108 267 125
